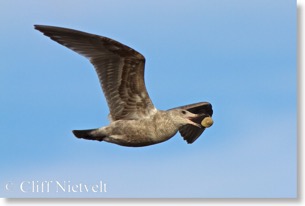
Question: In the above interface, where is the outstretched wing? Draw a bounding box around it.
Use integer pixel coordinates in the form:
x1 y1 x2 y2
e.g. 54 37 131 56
35 25 156 121
169 102 213 144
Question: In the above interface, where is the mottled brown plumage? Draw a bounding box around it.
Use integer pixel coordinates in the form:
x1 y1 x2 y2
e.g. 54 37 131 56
35 25 213 147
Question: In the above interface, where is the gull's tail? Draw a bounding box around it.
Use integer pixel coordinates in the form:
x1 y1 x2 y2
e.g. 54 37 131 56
72 129 105 141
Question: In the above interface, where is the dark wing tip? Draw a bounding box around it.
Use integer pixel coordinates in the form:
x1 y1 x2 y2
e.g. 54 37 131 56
34 24 66 31
169 102 213 117
34 25 59 33
34 25 50 34
34 24 42 29
34 24 146 61
34 24 44 30
180 125 205 144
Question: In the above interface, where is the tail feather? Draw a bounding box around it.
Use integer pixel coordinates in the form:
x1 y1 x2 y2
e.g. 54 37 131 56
72 129 104 141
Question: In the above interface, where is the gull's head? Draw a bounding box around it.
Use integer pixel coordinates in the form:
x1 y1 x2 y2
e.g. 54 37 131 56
169 109 202 128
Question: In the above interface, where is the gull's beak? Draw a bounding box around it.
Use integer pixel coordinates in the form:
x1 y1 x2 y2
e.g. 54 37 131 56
188 113 214 128
187 118 202 128
187 114 204 128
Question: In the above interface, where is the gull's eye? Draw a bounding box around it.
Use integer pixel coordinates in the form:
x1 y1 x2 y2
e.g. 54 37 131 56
181 110 186 115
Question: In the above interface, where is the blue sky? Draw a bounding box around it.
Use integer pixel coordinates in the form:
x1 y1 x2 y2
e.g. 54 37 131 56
0 0 296 198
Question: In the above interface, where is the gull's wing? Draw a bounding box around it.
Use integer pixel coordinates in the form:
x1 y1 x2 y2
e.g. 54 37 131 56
35 25 156 121
169 102 213 144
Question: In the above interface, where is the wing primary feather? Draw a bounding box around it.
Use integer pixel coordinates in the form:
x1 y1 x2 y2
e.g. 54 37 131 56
35 25 155 120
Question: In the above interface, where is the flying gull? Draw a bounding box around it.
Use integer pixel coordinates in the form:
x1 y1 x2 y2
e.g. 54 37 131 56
35 25 213 147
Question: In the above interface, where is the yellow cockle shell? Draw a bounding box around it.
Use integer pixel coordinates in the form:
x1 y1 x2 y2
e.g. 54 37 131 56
201 116 213 128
